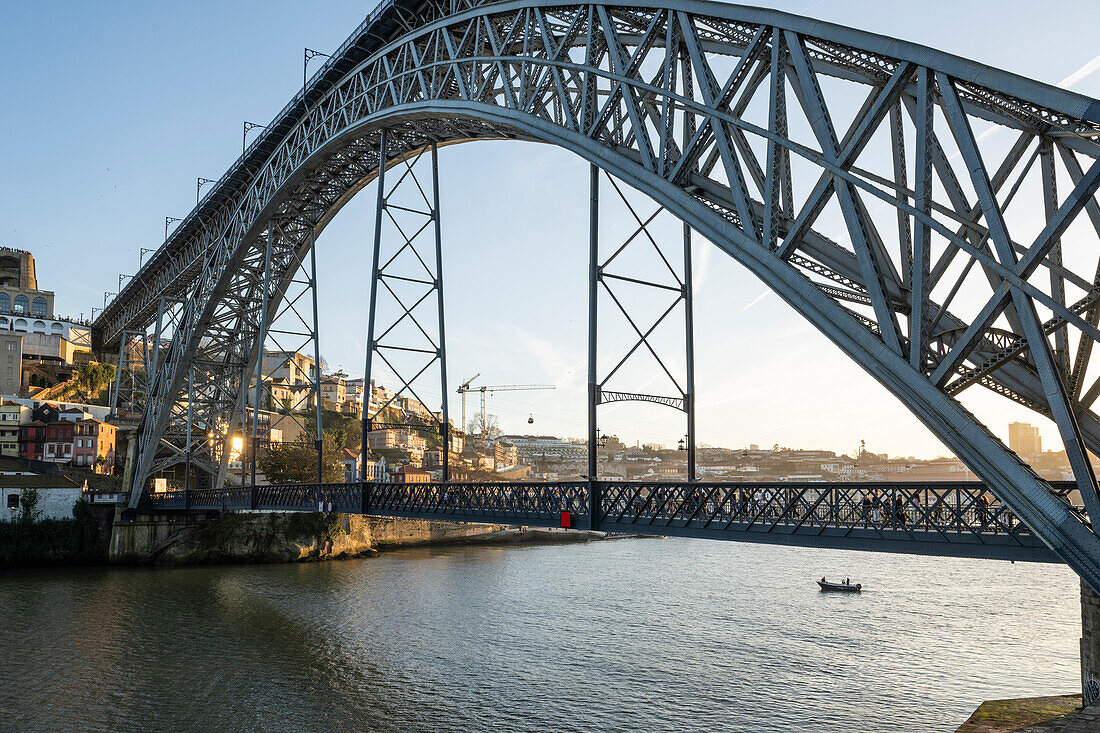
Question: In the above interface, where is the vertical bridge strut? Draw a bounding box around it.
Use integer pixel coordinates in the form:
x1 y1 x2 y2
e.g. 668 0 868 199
362 132 450 492
588 164 698 531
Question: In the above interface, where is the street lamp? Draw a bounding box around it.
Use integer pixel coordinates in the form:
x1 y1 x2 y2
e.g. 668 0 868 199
118 273 131 291
242 121 264 153
103 291 116 308
165 217 182 240
303 48 331 90
140 247 156 265
196 177 216 204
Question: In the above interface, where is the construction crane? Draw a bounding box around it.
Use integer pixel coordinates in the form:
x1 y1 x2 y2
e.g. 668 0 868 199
456 373 481 432
456 378 555 446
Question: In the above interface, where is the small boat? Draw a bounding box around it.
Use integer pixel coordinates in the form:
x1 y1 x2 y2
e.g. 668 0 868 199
817 578 862 592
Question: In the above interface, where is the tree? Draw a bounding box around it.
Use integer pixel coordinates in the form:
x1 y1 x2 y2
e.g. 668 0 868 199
66 362 117 404
258 434 344 483
18 489 43 524
324 425 348 453
467 413 502 447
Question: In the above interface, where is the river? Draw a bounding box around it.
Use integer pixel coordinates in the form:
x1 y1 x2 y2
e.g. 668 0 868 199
0 538 1080 732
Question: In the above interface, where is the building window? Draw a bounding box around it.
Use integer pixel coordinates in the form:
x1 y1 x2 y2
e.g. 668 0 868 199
31 297 46 317
13 296 28 314
0 294 8 313
5 342 11 350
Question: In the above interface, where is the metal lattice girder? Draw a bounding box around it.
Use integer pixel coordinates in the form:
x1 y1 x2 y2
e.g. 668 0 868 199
592 171 692 410
142 479 1069 562
97 0 1100 589
588 165 696 487
362 133 450 482
248 219 325 487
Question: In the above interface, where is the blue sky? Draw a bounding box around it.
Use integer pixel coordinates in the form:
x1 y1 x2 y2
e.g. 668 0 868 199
2 1 1099 457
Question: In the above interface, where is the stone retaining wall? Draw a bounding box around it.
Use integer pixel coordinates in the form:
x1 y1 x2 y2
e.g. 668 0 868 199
108 509 516 566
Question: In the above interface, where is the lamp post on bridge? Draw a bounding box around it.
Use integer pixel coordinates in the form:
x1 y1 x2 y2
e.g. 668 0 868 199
165 217 182 240
140 247 155 265
196 178 215 204
303 48 331 92
242 121 264 153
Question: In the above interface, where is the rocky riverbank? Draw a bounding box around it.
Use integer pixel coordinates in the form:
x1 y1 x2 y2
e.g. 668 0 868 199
109 510 615 567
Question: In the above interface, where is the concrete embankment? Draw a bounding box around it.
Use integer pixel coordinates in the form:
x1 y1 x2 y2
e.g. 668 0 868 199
109 509 609 567
954 695 1092 732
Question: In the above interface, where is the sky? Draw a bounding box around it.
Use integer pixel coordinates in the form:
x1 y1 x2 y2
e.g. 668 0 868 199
1 1 1099 458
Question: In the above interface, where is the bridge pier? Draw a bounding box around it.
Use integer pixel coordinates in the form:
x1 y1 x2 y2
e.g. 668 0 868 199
1083 582 1100 703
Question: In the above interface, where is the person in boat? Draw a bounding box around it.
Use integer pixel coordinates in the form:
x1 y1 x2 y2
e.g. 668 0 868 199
821 576 826 583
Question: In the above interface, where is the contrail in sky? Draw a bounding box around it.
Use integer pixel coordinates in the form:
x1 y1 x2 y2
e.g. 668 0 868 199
1058 53 1100 89
740 291 769 312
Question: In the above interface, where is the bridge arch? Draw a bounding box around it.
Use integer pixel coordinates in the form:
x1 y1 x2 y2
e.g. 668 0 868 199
99 0 1100 587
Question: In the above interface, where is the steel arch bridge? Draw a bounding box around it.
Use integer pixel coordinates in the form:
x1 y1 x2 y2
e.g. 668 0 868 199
95 0 1100 588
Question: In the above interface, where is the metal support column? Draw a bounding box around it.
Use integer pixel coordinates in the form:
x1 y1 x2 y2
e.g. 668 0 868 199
150 296 168 386
310 227 324 483
109 335 127 417
185 367 193 507
251 225 274 487
361 129 387 508
362 133 450 486
431 142 451 482
683 222 696 483
588 163 600 531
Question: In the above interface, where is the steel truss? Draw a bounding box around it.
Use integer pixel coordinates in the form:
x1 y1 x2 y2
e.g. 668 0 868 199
588 166 696 502
108 330 150 422
362 131 450 486
249 220 325 486
141 479 1075 562
96 0 1100 589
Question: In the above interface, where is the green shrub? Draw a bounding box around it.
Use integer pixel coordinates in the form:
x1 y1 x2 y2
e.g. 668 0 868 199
0 499 109 568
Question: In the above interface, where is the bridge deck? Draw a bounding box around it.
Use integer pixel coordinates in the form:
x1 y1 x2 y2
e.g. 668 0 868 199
140 481 1078 562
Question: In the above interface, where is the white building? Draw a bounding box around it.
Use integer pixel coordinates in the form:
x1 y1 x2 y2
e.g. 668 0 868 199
1 473 86 521
500 434 588 462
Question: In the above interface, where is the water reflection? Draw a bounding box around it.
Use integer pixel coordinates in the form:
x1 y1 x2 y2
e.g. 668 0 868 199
0 540 1079 732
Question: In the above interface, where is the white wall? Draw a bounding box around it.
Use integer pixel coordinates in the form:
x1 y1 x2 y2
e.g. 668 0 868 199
1 487 82 521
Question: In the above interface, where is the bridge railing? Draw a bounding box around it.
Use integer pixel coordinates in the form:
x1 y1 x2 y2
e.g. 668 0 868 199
593 481 1063 537
137 479 1082 559
371 481 589 523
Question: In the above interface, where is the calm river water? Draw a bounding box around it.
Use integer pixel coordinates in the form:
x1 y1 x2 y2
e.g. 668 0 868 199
0 538 1081 732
